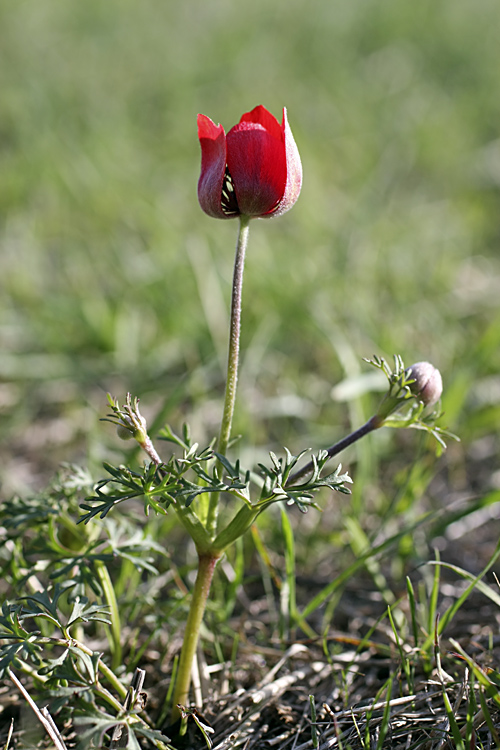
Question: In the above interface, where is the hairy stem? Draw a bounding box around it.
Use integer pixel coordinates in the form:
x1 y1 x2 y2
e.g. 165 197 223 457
287 415 382 486
206 215 250 537
171 552 221 721
138 434 162 466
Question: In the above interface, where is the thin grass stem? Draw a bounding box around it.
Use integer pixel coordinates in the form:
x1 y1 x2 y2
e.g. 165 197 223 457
309 695 319 749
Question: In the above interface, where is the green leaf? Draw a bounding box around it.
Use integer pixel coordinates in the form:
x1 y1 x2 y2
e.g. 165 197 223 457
67 597 112 628
21 582 77 627
38 648 70 676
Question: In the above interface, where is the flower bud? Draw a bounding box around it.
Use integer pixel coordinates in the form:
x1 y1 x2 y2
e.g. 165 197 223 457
406 362 443 407
116 425 134 441
115 413 148 443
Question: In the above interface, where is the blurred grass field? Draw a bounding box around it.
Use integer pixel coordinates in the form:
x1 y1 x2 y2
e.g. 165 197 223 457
1 0 500 505
3 1 500 742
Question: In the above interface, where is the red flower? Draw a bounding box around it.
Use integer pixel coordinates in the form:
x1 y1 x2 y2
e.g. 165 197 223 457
197 105 302 220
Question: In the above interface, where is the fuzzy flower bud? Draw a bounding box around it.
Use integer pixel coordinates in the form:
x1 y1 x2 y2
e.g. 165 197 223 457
116 424 134 441
406 362 443 407
116 412 148 443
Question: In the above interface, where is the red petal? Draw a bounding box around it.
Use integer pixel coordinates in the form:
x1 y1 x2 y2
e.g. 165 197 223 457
226 120 286 217
197 114 230 220
239 105 282 141
272 108 302 218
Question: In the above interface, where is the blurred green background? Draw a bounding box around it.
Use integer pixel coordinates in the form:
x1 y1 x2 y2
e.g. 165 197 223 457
1 0 500 499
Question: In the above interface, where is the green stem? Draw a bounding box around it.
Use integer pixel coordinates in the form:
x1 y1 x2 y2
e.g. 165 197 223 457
94 559 122 671
175 503 213 554
95 661 128 702
169 218 250 722
206 215 251 537
171 551 221 721
212 503 261 553
218 215 250 456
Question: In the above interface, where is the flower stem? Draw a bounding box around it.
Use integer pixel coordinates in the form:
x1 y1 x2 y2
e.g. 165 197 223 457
218 215 250 456
169 219 250 722
206 215 250 536
286 415 382 486
138 434 162 466
171 551 221 722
